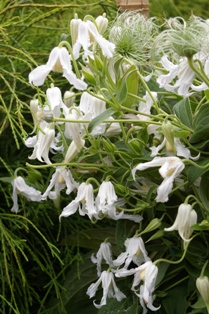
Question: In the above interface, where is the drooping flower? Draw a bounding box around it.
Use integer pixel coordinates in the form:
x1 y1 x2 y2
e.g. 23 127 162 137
59 182 97 220
46 85 66 118
137 91 157 121
42 166 79 200
91 242 113 276
26 121 56 164
11 176 42 213
113 236 150 269
95 181 142 222
86 270 126 309
116 261 159 314
73 19 115 60
29 46 87 90
132 156 185 202
164 203 197 242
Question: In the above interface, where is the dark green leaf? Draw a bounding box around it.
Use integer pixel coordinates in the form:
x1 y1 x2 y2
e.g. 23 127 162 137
173 98 193 128
187 159 209 185
161 285 189 314
190 103 209 143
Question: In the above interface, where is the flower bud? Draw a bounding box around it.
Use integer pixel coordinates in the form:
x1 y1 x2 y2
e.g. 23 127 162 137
96 14 108 35
70 13 82 45
196 276 209 312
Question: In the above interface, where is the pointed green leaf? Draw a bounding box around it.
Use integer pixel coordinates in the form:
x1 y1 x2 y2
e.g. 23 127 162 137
173 98 193 128
88 108 115 133
190 103 209 143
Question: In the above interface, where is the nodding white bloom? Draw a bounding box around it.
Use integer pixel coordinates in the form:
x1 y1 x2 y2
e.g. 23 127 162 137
46 86 66 118
156 53 209 97
73 20 115 60
59 182 97 220
95 14 108 35
137 91 157 121
29 46 87 90
11 176 42 213
150 135 199 160
78 92 107 135
196 276 209 312
86 270 126 309
26 121 55 164
95 181 142 222
42 166 79 200
63 139 85 164
91 242 113 276
132 156 185 203
64 107 84 151
116 261 159 314
164 203 197 242
113 236 150 269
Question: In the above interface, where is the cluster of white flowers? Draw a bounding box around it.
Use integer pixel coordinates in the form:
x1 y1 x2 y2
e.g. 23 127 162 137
11 11 209 313
87 237 159 313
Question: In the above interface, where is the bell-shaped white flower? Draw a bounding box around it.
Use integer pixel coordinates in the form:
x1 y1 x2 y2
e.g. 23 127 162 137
42 166 79 200
95 181 142 222
116 261 159 314
63 90 76 108
86 270 126 309
132 156 185 202
27 121 55 164
95 14 108 35
64 107 84 151
59 182 97 220
91 242 113 276
46 85 66 118
113 236 150 269
73 20 115 60
11 176 42 213
63 139 85 164
164 203 197 242
29 46 87 90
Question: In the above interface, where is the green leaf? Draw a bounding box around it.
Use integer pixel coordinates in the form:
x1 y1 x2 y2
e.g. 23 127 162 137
60 228 116 251
173 98 193 128
115 65 138 108
88 108 115 133
161 285 189 314
190 103 209 143
98 297 139 314
198 175 209 212
187 159 209 185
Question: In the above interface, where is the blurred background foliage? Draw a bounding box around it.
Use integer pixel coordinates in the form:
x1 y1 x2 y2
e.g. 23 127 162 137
0 0 208 313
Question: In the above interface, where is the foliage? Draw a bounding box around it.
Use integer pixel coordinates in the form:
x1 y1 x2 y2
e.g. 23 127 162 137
2 1 209 314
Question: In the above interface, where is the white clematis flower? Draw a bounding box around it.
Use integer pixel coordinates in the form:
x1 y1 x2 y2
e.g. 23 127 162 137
157 53 209 97
164 203 197 243
137 91 157 121
91 242 113 276
59 182 97 220
46 86 66 118
26 121 56 164
86 270 126 309
113 236 150 269
29 46 87 90
95 181 142 222
116 261 159 314
42 166 79 200
132 156 185 202
11 176 42 213
73 20 115 60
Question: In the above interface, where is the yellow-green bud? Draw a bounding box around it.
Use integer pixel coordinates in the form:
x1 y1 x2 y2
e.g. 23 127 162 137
196 276 209 313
